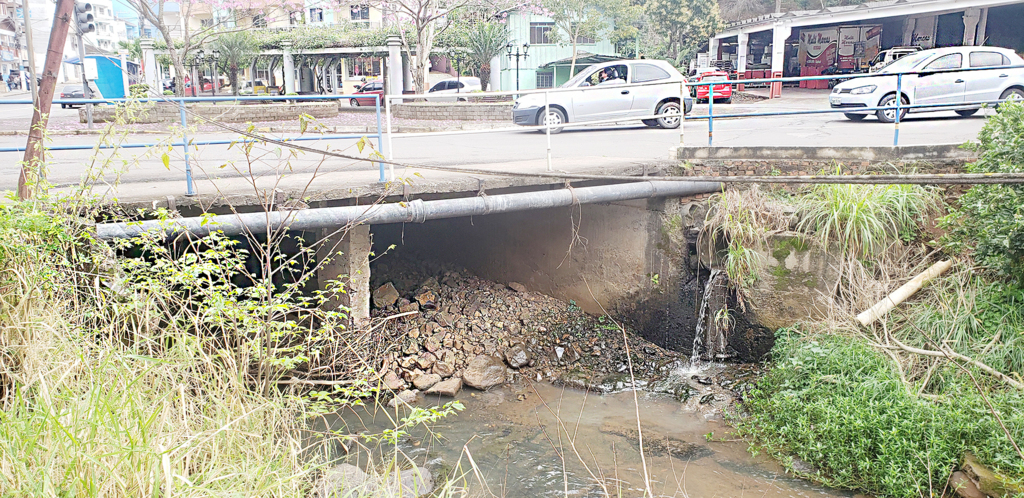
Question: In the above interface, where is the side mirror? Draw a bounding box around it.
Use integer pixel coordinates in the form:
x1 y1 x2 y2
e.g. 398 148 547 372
580 81 591 87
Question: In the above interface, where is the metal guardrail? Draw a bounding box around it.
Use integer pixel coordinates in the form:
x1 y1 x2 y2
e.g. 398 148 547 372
0 93 384 196
382 63 1024 165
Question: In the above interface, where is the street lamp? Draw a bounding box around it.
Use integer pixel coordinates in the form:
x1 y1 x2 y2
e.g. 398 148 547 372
210 49 221 95
506 42 529 92
450 49 465 95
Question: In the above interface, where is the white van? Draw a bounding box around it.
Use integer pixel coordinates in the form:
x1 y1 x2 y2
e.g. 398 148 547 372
868 46 922 73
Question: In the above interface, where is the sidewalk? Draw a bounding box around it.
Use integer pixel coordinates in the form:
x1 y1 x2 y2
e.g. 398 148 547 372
0 90 31 100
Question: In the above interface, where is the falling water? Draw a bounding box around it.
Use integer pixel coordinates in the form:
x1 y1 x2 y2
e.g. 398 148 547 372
690 268 724 371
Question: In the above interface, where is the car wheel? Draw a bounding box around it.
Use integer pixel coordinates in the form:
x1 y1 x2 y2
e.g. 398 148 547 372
642 119 659 127
844 113 867 121
349 98 360 107
61 104 67 109
955 109 979 117
538 107 566 134
656 101 681 129
457 97 467 102
719 97 732 104
876 93 908 123
998 88 1024 107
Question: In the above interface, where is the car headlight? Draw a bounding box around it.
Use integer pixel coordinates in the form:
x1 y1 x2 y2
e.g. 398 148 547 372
851 85 877 95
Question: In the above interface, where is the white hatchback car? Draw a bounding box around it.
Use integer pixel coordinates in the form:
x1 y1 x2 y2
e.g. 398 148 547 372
830 46 1024 123
426 77 482 102
511 59 693 133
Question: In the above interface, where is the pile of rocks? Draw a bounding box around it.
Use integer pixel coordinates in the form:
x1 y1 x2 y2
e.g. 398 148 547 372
370 263 685 404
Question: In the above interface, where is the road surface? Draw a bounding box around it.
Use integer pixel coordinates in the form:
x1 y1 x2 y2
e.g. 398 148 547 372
0 95 992 204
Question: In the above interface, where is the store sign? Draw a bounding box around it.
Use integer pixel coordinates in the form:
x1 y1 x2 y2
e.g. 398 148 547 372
911 16 936 48
838 25 881 69
798 28 838 70
1 51 14 62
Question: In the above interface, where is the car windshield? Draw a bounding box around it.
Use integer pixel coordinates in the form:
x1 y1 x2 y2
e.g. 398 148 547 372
877 51 931 74
702 74 728 82
63 86 81 92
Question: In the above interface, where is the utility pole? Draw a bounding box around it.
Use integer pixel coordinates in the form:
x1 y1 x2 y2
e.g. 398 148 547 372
19 0 75 201
74 1 95 128
21 0 39 106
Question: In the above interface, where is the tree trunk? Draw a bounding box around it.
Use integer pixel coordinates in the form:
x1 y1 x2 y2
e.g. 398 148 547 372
480 62 490 92
569 39 578 79
229 63 239 96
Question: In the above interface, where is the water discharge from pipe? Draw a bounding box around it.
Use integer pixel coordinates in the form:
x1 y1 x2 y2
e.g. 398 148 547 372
690 268 724 372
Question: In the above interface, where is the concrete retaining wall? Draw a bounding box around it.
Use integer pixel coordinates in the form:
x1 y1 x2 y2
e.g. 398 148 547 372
82 102 340 124
392 102 513 122
673 145 977 176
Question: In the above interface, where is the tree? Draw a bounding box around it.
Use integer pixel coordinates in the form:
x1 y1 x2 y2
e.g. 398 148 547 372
647 0 721 65
214 31 254 95
465 22 507 91
123 0 296 96
540 0 607 77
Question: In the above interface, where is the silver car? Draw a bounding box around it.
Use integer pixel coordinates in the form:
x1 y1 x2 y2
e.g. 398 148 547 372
512 59 693 133
829 46 1024 123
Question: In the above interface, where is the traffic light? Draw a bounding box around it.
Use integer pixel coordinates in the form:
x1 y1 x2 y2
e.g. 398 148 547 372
74 2 95 34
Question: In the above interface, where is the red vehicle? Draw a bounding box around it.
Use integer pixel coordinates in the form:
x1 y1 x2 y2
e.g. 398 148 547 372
350 80 384 106
694 71 733 104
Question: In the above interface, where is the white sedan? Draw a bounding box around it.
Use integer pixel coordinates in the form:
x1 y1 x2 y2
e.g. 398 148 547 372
829 46 1024 123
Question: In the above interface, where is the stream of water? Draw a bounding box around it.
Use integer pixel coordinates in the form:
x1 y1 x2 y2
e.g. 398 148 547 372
323 381 851 498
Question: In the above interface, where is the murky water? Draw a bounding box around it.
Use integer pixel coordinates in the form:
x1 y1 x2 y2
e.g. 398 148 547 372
322 378 850 498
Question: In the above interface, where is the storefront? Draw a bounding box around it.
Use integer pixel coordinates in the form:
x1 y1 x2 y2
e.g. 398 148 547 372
708 0 1024 96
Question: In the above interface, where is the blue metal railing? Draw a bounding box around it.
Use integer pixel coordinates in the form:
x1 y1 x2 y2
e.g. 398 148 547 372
1 94 384 196
684 63 1024 147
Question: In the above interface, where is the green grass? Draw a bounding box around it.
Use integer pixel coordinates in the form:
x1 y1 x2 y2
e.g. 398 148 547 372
738 331 1024 498
797 178 937 259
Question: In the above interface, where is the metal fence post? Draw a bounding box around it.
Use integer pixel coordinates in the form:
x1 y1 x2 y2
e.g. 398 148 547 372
179 99 195 196
679 81 686 146
375 95 385 182
894 73 902 147
707 82 714 147
545 90 552 172
385 95 395 182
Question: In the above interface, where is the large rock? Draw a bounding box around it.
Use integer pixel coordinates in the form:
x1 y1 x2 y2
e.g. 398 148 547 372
373 283 400 308
425 377 462 396
463 355 506 390
315 463 375 498
386 466 435 498
747 232 840 330
412 373 441 390
948 471 986 498
383 371 406 391
387 389 418 408
316 464 434 498
504 344 530 369
963 452 1024 498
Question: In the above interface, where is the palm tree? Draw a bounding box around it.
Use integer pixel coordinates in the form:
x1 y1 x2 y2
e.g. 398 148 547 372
214 32 253 96
466 22 508 92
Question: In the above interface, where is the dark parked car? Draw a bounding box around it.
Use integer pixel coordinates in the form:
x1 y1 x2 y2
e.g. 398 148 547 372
59 84 97 108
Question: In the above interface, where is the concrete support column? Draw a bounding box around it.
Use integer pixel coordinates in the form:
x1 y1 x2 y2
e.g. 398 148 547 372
140 38 158 91
403 55 413 92
975 8 988 46
386 35 403 96
903 18 916 46
962 8 982 46
770 23 791 98
709 37 721 62
736 32 749 90
330 58 339 94
489 55 501 91
282 41 295 94
318 224 371 327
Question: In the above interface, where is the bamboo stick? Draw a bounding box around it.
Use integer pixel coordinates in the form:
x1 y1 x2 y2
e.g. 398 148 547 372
856 259 953 326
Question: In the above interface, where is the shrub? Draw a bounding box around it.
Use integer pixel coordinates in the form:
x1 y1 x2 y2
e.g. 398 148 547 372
942 102 1024 282
738 331 1024 498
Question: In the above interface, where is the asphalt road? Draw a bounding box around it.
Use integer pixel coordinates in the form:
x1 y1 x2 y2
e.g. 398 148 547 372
0 97 993 203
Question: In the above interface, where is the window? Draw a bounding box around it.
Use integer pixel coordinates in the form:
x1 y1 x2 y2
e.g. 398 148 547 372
536 70 553 88
200 18 213 28
923 53 962 71
309 8 323 22
970 51 1010 68
350 5 370 20
530 22 554 44
579 64 628 86
632 63 670 83
252 15 266 28
429 81 446 92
